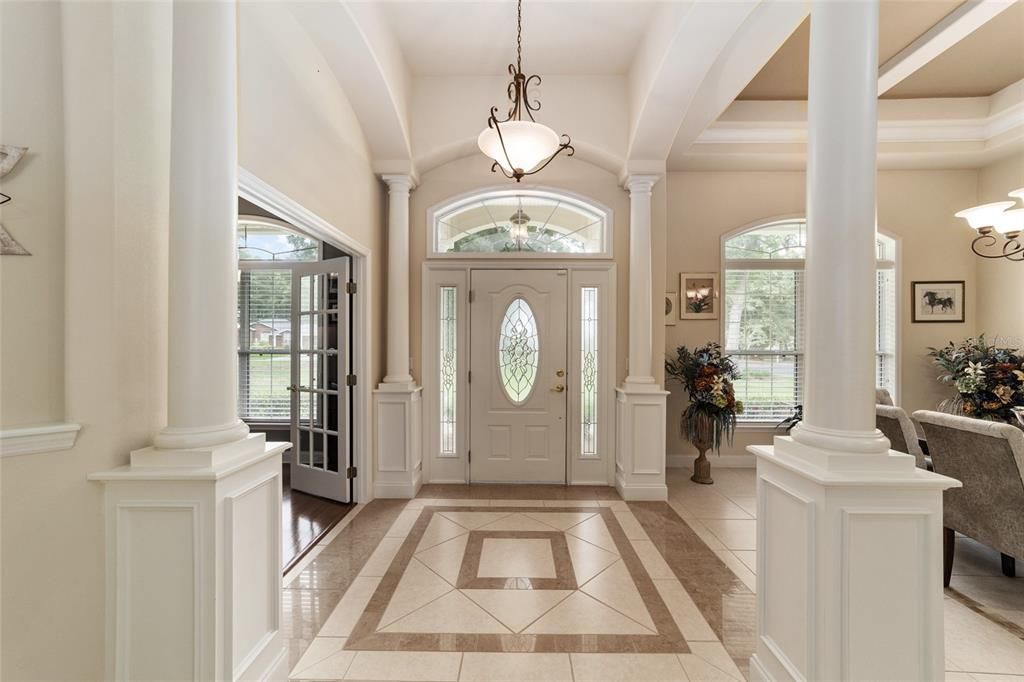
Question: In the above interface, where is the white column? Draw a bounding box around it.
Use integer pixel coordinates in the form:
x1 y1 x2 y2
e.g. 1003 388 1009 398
153 0 247 451
624 175 660 384
615 173 667 501
749 3 958 680
788 0 887 457
374 173 422 498
91 3 288 679
382 174 415 386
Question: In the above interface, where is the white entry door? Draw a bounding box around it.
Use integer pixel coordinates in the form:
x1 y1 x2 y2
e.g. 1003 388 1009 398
289 257 353 502
470 269 568 483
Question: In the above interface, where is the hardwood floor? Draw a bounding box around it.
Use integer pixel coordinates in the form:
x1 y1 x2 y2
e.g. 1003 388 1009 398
282 464 354 572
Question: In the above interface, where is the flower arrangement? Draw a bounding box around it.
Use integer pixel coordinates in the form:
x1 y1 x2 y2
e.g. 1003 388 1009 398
928 336 1024 422
665 342 744 454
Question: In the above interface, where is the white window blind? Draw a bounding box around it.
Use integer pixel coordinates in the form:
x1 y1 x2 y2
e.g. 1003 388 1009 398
238 269 293 421
723 269 804 423
723 221 897 423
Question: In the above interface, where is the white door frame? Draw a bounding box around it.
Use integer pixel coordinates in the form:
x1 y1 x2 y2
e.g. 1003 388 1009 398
422 260 617 486
239 168 374 503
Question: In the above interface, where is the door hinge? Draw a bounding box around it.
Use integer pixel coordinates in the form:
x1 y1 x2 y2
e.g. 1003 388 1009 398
469 289 475 304
346 466 357 479
346 281 357 294
346 374 357 386
468 450 471 463
468 370 472 384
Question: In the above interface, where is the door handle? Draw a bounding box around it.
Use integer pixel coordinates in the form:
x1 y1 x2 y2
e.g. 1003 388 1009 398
551 384 565 393
287 384 298 392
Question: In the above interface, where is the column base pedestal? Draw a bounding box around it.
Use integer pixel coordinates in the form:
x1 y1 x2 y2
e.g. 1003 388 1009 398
749 436 960 681
614 384 669 501
90 433 291 681
373 384 423 498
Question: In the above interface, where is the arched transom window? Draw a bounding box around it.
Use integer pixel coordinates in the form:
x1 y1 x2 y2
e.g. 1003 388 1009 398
722 219 897 422
430 189 610 256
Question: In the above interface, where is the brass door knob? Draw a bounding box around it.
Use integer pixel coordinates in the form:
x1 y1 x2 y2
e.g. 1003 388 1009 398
551 384 565 393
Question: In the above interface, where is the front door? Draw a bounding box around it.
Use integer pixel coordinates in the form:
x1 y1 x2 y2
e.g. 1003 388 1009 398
289 257 354 502
469 269 568 483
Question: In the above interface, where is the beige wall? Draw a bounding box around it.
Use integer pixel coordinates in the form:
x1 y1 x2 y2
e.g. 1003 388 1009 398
238 2 386 386
2 3 173 678
976 153 1024 345
408 154 649 388
0 1 66 428
664 169 982 455
1 4 386 679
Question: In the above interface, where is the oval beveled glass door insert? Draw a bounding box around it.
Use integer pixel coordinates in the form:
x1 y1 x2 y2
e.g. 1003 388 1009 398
498 297 539 404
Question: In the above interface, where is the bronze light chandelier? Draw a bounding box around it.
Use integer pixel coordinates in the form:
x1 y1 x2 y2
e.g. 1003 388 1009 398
954 188 1024 262
477 0 574 182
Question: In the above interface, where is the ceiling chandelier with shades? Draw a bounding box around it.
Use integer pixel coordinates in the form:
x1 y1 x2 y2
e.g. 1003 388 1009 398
477 0 574 182
954 188 1024 262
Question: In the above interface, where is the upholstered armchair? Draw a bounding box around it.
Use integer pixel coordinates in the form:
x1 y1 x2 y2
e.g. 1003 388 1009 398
875 387 895 406
913 410 1024 587
876 404 929 469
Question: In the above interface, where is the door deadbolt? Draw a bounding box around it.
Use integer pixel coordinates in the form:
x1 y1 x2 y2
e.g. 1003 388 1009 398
556 369 565 377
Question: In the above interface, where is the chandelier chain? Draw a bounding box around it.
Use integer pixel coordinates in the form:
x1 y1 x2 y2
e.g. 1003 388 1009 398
516 0 523 73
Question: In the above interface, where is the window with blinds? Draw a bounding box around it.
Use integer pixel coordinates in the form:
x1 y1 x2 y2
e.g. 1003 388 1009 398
237 269 293 421
723 220 897 423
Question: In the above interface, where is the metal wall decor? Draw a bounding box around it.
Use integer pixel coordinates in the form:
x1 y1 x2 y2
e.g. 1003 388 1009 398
477 0 574 182
0 145 30 256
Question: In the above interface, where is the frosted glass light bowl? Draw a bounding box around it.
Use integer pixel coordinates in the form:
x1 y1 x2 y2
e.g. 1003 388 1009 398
994 208 1024 236
954 201 1015 230
478 121 561 176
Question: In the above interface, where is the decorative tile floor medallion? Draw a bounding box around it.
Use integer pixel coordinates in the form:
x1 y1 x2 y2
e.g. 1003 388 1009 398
344 505 690 654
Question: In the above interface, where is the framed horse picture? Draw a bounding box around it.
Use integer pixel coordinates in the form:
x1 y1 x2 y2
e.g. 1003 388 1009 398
912 280 965 323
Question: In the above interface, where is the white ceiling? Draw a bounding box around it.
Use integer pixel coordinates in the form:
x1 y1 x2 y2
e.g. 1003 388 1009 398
378 1 665 76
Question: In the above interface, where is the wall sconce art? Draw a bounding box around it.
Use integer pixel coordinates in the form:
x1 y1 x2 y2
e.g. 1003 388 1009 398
680 272 719 320
0 144 30 256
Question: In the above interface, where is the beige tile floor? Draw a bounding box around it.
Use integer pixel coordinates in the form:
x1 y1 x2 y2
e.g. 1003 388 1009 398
291 498 746 681
665 467 1024 682
289 468 1024 681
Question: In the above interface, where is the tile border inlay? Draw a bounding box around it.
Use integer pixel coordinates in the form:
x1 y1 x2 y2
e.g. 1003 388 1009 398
344 505 690 654
458 531 576 590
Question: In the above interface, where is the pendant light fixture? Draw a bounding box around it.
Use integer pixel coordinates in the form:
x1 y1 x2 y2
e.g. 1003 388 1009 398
953 188 1024 261
478 0 574 182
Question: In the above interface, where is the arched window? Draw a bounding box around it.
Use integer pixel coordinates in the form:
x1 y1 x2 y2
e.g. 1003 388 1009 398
722 219 897 422
429 189 610 256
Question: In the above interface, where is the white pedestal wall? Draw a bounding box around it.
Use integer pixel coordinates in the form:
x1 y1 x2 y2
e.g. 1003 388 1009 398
373 386 423 498
615 386 669 500
91 434 289 681
750 438 957 682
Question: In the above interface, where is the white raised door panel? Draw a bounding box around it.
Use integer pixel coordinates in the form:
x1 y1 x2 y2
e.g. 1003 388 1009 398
470 269 568 483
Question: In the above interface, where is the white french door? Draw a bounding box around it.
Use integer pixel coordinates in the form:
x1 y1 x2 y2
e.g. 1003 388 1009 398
289 257 354 502
469 269 568 483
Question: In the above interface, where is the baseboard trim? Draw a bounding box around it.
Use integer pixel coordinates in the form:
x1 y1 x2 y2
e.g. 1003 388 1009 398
615 472 668 501
667 453 755 468
373 470 423 499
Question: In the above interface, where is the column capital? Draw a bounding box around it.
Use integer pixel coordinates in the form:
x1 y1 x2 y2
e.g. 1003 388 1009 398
381 173 417 193
622 173 661 196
